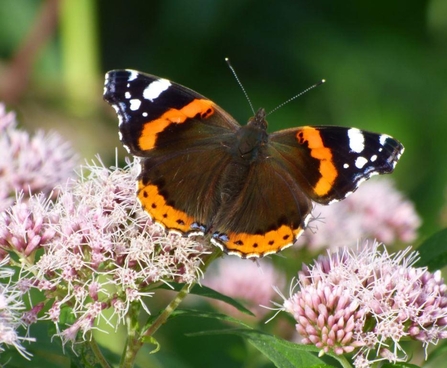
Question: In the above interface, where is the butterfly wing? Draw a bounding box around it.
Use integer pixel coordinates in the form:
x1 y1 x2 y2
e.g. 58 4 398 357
104 69 240 234
269 126 404 204
210 124 403 258
210 156 313 258
104 69 240 154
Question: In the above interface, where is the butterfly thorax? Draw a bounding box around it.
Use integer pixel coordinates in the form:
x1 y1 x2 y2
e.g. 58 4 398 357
234 108 269 162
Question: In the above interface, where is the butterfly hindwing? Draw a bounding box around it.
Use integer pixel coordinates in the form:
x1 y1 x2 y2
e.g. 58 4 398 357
137 139 234 234
210 156 312 257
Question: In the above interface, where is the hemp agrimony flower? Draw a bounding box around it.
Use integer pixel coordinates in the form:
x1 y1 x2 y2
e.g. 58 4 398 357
282 241 447 367
0 103 78 212
0 257 35 359
204 257 285 319
1 158 212 350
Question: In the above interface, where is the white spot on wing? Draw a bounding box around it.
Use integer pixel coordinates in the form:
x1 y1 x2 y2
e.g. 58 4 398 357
303 213 312 227
379 134 391 145
127 70 138 81
348 128 365 153
135 158 142 175
143 78 171 102
129 99 141 111
355 156 368 169
121 143 131 154
125 91 131 99
112 105 124 126
211 238 225 251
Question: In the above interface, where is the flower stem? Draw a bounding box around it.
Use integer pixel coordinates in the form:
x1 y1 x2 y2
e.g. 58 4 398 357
333 354 353 368
144 247 222 337
120 246 222 367
120 303 143 368
88 335 112 368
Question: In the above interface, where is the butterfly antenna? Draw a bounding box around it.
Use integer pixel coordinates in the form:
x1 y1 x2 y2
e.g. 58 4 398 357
267 79 326 116
225 58 255 115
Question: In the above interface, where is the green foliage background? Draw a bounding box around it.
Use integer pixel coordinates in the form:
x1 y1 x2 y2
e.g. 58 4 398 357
0 0 446 367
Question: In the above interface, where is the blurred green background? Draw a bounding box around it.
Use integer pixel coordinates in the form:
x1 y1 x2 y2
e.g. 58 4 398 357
1 0 446 366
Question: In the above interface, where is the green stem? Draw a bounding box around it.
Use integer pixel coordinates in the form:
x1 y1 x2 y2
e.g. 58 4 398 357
144 247 222 337
119 247 223 367
120 304 143 368
333 354 353 368
88 335 112 368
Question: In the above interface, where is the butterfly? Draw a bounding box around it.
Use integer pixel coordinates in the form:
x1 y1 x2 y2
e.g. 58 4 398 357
103 69 404 258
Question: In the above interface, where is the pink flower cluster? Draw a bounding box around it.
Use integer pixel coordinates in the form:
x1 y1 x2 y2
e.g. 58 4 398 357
0 194 56 259
0 257 35 358
0 103 78 212
284 242 447 367
203 257 285 319
1 158 212 346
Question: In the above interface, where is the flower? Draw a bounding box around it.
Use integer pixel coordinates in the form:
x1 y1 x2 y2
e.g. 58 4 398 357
0 103 78 212
0 194 57 259
203 257 285 319
296 179 421 251
0 257 35 359
282 241 447 367
3 158 212 345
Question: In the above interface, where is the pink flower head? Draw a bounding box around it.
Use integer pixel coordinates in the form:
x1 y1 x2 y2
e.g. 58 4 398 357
204 257 285 319
0 103 78 211
0 194 56 258
0 257 35 358
283 241 447 367
6 158 212 346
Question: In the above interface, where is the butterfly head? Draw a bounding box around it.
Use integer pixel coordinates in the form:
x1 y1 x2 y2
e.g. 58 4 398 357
247 108 268 130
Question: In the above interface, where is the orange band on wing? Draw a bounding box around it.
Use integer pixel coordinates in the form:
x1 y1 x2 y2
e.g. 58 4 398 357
297 127 337 196
139 99 215 150
137 181 196 233
215 225 304 258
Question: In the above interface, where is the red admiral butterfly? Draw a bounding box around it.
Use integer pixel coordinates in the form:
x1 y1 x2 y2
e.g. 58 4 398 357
103 69 404 258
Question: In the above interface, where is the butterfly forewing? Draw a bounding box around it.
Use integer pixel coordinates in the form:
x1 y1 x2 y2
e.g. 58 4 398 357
104 69 239 156
269 126 404 204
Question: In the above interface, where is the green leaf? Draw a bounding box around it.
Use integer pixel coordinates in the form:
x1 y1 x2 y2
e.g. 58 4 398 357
415 228 447 270
0 347 70 368
189 328 334 368
427 339 447 361
381 362 421 368
0 322 70 368
68 342 105 368
141 335 160 354
157 282 254 316
170 308 253 328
